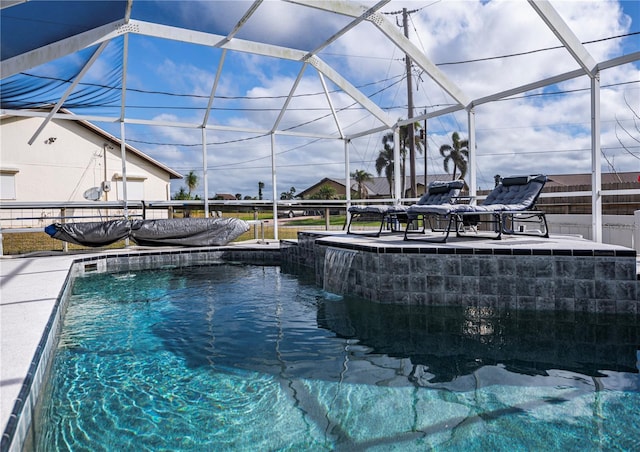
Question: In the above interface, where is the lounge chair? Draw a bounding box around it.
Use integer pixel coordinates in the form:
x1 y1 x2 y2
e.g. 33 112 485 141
404 174 548 242
346 180 465 237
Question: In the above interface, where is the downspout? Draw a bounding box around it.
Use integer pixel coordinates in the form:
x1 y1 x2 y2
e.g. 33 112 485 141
103 143 109 201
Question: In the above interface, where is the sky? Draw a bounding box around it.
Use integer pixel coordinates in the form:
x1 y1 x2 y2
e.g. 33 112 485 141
3 0 640 200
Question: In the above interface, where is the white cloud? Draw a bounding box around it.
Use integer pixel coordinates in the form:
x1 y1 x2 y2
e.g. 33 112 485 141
101 1 640 196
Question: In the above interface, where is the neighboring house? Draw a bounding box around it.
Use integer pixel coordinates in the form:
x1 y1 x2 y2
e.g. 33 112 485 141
0 113 182 204
299 172 639 215
213 193 238 200
545 172 639 187
298 174 452 200
538 172 639 215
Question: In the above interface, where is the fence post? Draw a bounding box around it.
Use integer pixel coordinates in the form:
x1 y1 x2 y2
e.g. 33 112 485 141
634 210 639 253
61 207 68 253
253 208 258 240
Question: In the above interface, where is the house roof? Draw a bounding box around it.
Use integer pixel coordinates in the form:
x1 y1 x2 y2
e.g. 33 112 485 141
214 193 238 200
74 114 183 180
1 109 183 180
300 171 640 198
546 172 640 187
298 174 452 198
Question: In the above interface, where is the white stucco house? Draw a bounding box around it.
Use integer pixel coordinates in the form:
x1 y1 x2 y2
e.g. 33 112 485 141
1 113 182 204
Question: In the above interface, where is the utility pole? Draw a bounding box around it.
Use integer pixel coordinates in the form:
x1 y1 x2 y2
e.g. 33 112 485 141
403 8 417 198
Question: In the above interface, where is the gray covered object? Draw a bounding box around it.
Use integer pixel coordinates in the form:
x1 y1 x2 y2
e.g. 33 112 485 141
45 220 131 247
130 218 250 247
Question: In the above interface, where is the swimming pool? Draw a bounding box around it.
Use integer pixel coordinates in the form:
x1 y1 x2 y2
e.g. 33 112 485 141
33 264 640 450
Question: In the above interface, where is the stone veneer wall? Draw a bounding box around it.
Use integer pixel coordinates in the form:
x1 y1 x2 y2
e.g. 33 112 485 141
71 247 281 276
280 233 640 313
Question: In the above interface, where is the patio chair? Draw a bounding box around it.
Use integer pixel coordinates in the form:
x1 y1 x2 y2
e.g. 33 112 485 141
346 180 465 237
404 174 548 242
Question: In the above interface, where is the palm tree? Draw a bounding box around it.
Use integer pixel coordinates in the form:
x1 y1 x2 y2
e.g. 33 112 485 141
185 171 198 197
439 132 469 181
312 184 337 200
172 187 190 200
375 136 395 196
258 181 265 200
350 169 372 199
398 122 424 196
376 123 423 197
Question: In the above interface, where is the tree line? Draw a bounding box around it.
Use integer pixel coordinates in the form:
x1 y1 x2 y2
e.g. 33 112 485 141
173 128 469 201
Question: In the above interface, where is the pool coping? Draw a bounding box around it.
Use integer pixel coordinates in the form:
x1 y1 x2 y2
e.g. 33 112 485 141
0 241 280 452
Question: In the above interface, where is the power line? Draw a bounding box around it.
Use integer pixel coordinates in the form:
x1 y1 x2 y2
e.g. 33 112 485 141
381 1 441 16
13 71 405 102
122 77 637 149
436 31 640 67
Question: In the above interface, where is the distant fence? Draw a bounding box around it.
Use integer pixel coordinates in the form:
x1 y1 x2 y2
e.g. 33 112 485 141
547 212 639 252
1 200 638 255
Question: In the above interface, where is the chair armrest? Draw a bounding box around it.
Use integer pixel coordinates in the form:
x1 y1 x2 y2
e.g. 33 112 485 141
451 195 475 204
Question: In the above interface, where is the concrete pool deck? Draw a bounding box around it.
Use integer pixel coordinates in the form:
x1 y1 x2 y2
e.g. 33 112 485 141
1 234 638 449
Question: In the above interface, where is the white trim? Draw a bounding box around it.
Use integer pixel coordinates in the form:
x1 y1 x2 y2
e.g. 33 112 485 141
113 173 147 181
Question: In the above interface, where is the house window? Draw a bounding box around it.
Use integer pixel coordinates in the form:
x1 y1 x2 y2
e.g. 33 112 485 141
115 179 145 200
0 170 18 200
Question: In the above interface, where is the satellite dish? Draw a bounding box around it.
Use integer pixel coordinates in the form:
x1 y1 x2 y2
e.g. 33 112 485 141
83 187 103 201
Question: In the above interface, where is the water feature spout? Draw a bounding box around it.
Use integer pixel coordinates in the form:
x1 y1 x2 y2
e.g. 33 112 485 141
323 247 357 295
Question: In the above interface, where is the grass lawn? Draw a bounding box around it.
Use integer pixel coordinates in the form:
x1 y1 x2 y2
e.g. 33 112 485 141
0 213 351 255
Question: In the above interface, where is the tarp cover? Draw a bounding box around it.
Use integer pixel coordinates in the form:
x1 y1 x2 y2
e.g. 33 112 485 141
130 218 250 247
46 218 250 247
45 220 131 247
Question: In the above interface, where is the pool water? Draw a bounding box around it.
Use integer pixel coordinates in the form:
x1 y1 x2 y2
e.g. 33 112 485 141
33 264 640 450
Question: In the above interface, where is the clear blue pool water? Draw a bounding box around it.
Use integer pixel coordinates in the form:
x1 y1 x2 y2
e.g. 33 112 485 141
34 264 640 451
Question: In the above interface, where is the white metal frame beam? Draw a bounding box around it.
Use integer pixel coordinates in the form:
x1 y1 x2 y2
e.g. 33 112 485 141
306 55 394 128
0 0 28 9
300 0 390 60
272 63 309 133
0 20 126 78
291 0 470 108
2 0 638 228
528 0 598 76
591 73 603 242
27 41 109 145
318 72 344 140
202 49 227 127
124 0 133 22
128 20 394 129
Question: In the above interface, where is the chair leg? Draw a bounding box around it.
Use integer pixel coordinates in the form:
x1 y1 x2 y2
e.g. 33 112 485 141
347 213 384 237
346 213 356 234
501 212 549 238
495 213 503 240
454 213 503 240
404 215 454 242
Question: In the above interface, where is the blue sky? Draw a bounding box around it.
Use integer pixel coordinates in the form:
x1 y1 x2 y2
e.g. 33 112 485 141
4 0 639 199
